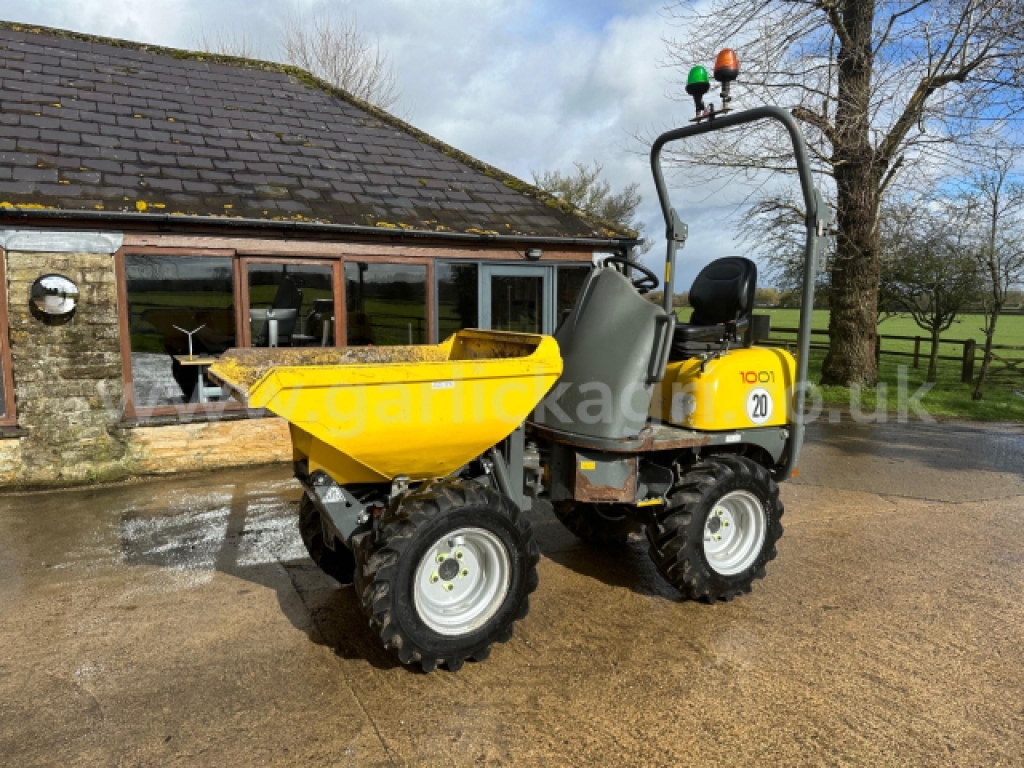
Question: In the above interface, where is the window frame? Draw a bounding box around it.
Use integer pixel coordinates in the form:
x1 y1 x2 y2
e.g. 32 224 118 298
342 256 434 347
115 248 436 421
239 256 344 348
114 247 593 422
0 249 17 427
116 247 243 420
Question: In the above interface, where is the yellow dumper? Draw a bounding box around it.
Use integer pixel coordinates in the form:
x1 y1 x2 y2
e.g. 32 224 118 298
210 97 827 673
211 330 564 672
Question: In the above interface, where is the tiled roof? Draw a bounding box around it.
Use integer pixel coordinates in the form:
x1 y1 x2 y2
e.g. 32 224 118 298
0 22 634 242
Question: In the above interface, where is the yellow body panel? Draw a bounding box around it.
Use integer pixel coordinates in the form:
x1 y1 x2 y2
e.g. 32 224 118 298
209 330 562 485
650 346 796 431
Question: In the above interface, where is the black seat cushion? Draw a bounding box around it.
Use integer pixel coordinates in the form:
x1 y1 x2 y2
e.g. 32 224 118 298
670 257 757 359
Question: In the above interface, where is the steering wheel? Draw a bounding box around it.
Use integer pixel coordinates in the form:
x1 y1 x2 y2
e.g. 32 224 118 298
602 256 659 294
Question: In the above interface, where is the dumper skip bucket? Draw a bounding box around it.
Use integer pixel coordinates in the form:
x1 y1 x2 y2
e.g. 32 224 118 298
209 330 562 485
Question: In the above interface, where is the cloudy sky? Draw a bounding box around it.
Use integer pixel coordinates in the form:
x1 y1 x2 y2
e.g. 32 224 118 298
2 0 756 288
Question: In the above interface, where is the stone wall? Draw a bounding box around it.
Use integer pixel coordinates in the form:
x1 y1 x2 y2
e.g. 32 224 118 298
0 438 21 486
5 250 127 485
126 418 292 476
1 250 291 488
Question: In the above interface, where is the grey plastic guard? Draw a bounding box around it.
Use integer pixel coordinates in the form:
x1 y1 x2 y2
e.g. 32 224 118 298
533 268 671 441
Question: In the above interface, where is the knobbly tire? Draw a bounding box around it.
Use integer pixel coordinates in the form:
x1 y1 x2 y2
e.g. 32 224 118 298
646 454 783 602
353 480 539 673
298 494 356 586
552 501 641 545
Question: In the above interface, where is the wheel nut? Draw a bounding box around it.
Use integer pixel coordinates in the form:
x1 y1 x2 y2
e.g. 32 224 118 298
444 583 454 592
436 553 447 563
430 573 439 584
460 568 469 578
455 551 464 560
723 521 729 527
714 534 722 541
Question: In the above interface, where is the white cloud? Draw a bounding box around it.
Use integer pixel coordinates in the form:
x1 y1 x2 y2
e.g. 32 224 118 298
1 0 765 289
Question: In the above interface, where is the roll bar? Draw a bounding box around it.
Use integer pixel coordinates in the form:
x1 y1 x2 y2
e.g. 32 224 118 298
649 106 830 478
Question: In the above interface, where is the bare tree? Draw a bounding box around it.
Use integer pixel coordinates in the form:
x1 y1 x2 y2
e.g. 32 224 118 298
194 26 262 59
880 203 980 382
533 161 651 253
660 0 1024 386
953 145 1024 399
740 190 835 299
282 10 400 111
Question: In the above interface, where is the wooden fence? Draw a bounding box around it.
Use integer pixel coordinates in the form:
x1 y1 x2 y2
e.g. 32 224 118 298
769 327 1024 384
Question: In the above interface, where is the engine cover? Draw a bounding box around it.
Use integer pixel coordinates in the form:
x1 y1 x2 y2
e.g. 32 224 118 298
650 346 796 431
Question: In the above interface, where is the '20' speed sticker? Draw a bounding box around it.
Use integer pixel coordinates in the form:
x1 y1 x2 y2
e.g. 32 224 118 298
746 387 773 425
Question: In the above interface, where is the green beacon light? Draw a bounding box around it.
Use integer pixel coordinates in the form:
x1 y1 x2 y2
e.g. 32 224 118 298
685 66 711 118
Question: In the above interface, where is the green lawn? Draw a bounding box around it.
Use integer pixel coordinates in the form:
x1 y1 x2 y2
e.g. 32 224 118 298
676 308 1024 422
805 349 1024 422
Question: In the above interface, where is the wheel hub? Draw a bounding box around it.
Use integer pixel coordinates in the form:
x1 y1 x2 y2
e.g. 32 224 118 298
438 558 460 581
702 490 767 576
414 528 511 636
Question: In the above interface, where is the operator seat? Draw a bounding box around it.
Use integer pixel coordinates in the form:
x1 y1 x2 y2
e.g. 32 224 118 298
670 256 757 359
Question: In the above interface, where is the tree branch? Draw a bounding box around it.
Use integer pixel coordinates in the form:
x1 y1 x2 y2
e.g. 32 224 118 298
792 106 839 146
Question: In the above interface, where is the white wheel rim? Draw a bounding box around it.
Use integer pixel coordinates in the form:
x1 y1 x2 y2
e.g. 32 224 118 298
413 527 511 637
702 490 767 576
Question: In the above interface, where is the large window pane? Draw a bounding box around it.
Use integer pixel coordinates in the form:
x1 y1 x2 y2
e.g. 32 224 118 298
436 262 478 340
345 262 427 346
557 265 591 323
125 255 235 408
247 263 335 347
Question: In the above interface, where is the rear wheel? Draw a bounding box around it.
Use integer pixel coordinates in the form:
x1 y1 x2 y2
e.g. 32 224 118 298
298 495 356 586
354 480 539 672
552 501 641 545
646 454 783 602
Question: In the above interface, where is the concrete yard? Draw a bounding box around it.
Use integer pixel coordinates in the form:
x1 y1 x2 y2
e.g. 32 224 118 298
1 419 1023 766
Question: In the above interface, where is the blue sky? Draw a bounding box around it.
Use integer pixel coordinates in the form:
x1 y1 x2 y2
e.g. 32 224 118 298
1 0 754 289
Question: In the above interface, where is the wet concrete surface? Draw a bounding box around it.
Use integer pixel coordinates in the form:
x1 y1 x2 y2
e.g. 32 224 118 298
1 419 1024 766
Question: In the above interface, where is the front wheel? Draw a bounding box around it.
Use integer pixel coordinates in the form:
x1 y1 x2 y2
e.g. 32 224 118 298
354 480 539 672
646 454 783 602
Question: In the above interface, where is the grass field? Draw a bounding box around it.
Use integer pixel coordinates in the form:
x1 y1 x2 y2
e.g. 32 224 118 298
760 309 1024 346
677 308 1024 421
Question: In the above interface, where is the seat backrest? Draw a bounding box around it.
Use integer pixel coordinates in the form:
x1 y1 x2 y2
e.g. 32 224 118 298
533 267 671 441
689 256 757 326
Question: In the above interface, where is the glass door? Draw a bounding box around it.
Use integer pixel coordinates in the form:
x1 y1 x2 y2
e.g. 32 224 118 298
480 265 554 335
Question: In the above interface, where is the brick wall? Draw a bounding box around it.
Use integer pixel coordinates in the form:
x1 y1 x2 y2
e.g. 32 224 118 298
1 250 291 488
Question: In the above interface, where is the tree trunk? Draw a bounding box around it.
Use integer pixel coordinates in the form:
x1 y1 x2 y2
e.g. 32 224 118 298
821 0 880 387
824 172 881 386
972 307 1000 400
927 327 940 383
